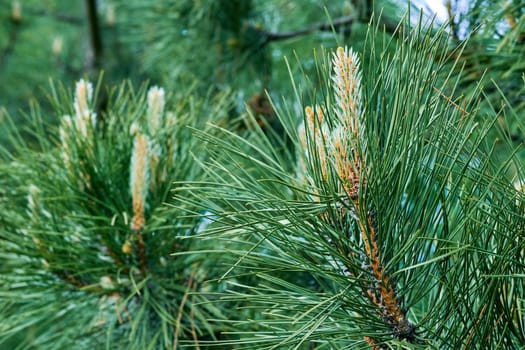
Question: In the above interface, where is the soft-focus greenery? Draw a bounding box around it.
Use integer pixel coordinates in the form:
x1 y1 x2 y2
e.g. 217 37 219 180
2 1 523 148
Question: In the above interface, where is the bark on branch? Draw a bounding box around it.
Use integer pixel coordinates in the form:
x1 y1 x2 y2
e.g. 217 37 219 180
265 15 356 42
85 0 103 70
255 15 400 48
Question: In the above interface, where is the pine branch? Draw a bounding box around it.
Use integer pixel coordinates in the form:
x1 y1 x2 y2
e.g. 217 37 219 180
254 15 399 49
303 46 421 346
264 16 356 42
172 17 525 348
85 0 103 70
0 78 236 348
135 231 148 275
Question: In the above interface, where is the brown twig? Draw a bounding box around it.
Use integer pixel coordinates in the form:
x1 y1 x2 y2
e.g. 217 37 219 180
135 232 148 275
328 176 418 345
190 304 202 350
364 336 382 349
173 270 197 349
329 108 417 343
264 15 356 42
104 243 130 273
34 238 99 292
432 86 469 120
115 293 132 324
463 302 487 349
358 209 418 343
252 14 399 52
85 0 103 70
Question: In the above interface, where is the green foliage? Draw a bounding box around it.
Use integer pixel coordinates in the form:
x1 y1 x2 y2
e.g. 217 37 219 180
174 20 525 349
443 0 525 150
112 0 348 94
0 79 234 349
1 1 525 349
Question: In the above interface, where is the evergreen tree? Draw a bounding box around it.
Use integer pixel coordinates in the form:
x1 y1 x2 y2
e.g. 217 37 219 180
1 1 524 349
0 80 235 348
175 20 525 349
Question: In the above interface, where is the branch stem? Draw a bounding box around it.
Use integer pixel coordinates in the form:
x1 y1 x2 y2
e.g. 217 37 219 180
85 0 103 69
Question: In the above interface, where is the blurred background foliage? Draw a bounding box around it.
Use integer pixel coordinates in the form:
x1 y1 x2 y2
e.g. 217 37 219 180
2 0 522 149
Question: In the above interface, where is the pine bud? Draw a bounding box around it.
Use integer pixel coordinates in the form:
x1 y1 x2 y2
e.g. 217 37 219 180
106 4 116 26
27 184 40 216
74 79 95 137
11 1 21 23
100 276 114 290
130 133 150 231
121 240 132 254
147 86 165 135
52 36 64 56
332 46 362 135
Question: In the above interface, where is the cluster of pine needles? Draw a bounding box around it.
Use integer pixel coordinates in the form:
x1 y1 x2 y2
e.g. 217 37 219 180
1 19 525 350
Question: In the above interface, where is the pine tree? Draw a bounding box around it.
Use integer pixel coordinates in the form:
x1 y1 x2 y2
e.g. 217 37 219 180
175 20 525 349
1 1 524 349
0 79 236 349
